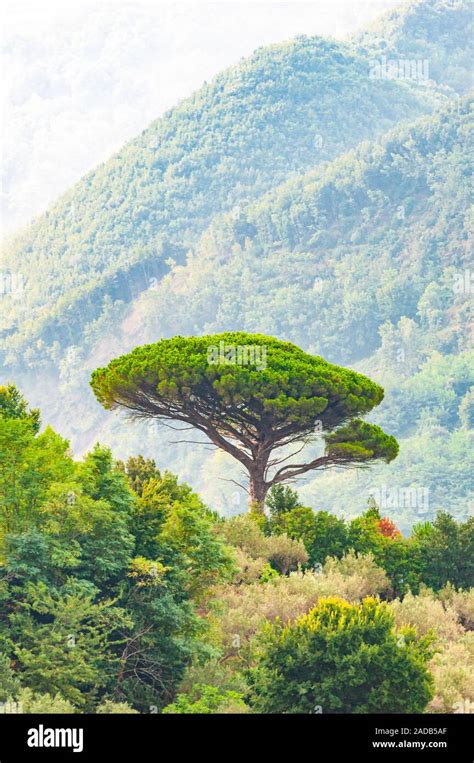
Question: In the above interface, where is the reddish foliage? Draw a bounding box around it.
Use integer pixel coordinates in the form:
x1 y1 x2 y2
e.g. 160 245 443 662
378 517 401 539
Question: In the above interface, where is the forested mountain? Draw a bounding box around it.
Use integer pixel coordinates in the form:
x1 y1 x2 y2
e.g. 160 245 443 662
132 100 471 365
2 34 444 362
1 0 472 529
75 98 472 527
354 0 473 93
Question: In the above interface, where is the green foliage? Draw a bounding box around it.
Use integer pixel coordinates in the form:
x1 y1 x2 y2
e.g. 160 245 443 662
308 511 350 566
247 597 435 713
266 498 474 595
0 384 40 433
162 684 248 714
0 418 74 539
0 390 236 712
3 34 440 366
325 419 399 463
116 455 161 497
267 497 350 568
91 333 396 511
159 501 235 599
0 653 21 701
95 700 138 714
78 445 136 515
9 579 131 709
266 485 301 515
411 513 474 591
0 390 471 714
91 333 385 425
11 687 76 714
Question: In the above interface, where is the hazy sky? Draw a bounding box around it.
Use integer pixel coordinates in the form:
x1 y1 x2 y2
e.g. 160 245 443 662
2 0 400 235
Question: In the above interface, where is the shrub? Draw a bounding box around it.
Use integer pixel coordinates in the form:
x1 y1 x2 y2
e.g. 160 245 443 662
389 588 463 641
96 700 139 714
218 515 269 559
229 547 268 584
438 583 474 630
209 571 320 652
177 658 248 696
247 597 435 713
219 515 308 574
428 634 474 713
162 684 248 714
316 551 390 601
10 688 76 713
264 533 308 574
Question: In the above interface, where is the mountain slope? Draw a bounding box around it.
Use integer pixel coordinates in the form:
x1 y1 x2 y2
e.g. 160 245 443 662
2 0 472 529
11 98 471 528
2 35 443 364
354 0 474 93
117 98 473 526
128 98 472 362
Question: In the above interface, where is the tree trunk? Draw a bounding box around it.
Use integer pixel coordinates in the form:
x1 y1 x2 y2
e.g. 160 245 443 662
249 471 268 513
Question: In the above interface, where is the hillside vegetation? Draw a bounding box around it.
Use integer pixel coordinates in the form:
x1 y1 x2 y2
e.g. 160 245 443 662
354 0 473 94
1 0 472 526
16 98 469 526
0 387 472 714
2 35 443 362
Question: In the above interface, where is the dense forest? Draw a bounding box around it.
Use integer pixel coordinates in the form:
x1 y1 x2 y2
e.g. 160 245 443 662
1 385 473 713
2 35 442 355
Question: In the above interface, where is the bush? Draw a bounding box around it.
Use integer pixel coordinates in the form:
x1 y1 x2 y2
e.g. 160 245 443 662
209 571 321 652
248 597 435 713
10 688 76 713
162 684 248 714
438 583 474 630
218 515 270 559
210 552 390 654
428 634 474 714
320 551 390 600
389 588 463 641
177 658 248 696
219 515 307 574
229 547 269 584
264 533 308 574
267 499 350 569
96 700 139 713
